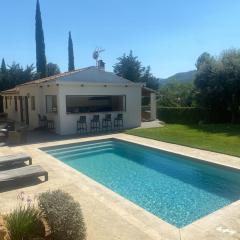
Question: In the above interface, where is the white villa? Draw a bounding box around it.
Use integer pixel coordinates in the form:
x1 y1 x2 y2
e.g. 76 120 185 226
1 66 156 135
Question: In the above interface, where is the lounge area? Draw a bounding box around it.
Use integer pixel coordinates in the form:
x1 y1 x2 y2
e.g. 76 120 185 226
67 95 125 133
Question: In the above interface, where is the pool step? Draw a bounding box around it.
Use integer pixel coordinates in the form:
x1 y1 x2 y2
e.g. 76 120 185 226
53 148 114 161
47 143 114 156
46 141 114 153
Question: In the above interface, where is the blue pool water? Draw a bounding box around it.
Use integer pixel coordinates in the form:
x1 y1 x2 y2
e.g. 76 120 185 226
43 139 240 228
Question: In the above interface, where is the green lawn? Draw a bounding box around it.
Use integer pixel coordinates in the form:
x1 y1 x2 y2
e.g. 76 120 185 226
126 124 240 157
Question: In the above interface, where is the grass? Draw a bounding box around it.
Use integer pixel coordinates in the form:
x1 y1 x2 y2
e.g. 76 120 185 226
126 124 240 157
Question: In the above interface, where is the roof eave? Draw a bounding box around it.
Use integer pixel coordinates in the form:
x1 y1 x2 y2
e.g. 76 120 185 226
56 80 143 87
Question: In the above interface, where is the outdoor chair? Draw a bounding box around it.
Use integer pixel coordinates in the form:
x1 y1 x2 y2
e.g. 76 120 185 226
90 115 100 132
102 114 112 131
114 114 123 128
77 116 87 133
0 121 15 141
6 121 15 131
38 114 47 128
43 115 55 130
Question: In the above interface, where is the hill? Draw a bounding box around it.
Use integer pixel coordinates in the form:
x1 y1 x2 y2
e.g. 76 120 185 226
160 70 196 84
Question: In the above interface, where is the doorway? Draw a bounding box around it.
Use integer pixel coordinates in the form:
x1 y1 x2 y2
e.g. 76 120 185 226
19 97 24 122
24 96 29 125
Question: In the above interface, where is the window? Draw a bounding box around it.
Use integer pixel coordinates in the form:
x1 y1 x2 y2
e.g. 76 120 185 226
5 97 8 109
46 95 57 113
14 96 18 111
31 96 35 111
66 95 126 114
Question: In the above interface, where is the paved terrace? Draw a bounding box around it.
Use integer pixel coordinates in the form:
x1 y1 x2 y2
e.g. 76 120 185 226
0 133 240 240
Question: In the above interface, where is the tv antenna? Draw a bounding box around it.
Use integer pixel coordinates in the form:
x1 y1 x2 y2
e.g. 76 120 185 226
93 47 105 66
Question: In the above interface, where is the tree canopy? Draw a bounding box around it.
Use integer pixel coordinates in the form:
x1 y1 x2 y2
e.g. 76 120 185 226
158 80 195 107
195 49 240 123
113 51 159 90
113 51 143 82
47 62 61 77
0 61 35 91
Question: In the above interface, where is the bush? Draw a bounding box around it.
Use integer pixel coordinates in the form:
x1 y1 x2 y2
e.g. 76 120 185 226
38 190 86 240
4 206 45 240
157 107 231 124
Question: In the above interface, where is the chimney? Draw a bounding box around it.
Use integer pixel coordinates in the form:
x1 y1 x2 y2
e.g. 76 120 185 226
97 60 105 71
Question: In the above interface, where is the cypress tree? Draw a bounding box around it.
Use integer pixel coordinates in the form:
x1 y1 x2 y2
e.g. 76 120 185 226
68 31 75 71
0 58 8 91
35 0 47 78
1 58 6 73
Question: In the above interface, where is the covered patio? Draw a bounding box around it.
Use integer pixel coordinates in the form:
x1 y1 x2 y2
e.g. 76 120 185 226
141 87 157 121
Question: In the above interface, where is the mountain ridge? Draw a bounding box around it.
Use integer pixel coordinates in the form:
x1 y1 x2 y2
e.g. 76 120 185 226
160 70 196 84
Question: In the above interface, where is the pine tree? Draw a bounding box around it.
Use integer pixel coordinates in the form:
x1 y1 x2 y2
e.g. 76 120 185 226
35 0 47 78
47 62 61 76
68 31 75 71
113 51 143 82
1 58 6 73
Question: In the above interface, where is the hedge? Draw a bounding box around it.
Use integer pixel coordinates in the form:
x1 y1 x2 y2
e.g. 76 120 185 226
157 107 232 124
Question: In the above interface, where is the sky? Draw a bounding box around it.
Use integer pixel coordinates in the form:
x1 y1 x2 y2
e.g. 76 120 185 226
0 0 240 78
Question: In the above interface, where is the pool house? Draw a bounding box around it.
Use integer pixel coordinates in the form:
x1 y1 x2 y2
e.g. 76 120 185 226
1 66 156 135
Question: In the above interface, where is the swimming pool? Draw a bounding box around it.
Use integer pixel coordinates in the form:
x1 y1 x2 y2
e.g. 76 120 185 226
43 139 240 228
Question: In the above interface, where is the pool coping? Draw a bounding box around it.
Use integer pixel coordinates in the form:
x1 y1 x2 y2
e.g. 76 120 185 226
0 133 240 240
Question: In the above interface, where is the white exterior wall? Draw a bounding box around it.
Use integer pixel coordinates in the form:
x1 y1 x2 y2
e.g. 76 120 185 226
58 84 141 135
2 83 60 133
18 85 41 128
3 96 21 122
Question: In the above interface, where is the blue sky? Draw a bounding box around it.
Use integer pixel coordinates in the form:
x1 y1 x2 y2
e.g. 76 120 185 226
0 0 240 78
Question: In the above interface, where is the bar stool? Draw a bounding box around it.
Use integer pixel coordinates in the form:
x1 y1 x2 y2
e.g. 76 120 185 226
102 114 112 131
90 115 100 132
77 116 87 133
114 113 123 129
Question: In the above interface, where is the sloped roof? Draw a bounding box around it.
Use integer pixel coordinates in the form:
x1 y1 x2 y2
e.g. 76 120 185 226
1 87 19 95
19 66 95 86
18 66 139 87
57 67 137 85
1 67 142 95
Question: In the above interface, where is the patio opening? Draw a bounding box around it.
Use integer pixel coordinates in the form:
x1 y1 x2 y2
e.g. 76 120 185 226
142 87 157 121
66 95 126 114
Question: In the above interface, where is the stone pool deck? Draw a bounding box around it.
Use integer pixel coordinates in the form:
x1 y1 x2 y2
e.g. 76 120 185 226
0 133 240 240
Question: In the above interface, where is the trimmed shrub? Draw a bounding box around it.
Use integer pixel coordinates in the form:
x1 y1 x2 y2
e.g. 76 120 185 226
157 107 231 124
157 107 202 124
4 206 45 240
38 190 86 240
